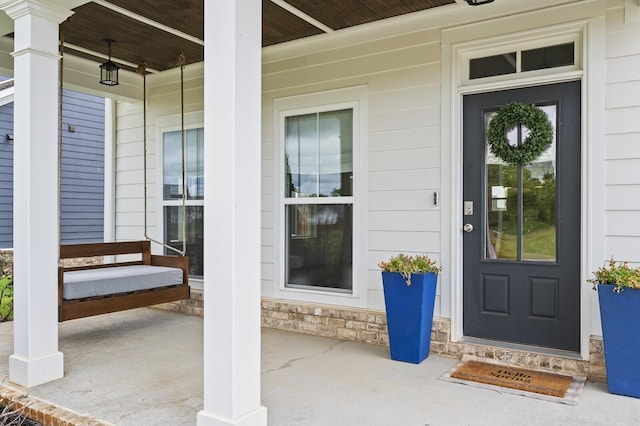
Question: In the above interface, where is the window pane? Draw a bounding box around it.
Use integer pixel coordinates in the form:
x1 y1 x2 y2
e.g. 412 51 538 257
522 43 574 72
319 110 353 197
164 205 204 277
285 113 318 197
470 52 516 79
163 128 204 200
285 109 353 197
286 204 353 292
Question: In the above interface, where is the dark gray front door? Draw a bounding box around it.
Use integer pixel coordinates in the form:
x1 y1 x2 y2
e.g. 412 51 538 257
462 81 581 351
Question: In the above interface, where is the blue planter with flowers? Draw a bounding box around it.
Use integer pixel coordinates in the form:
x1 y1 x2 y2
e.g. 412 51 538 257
598 283 640 398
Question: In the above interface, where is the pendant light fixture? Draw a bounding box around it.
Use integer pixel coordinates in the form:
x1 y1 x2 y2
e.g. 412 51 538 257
466 0 495 5
99 39 119 86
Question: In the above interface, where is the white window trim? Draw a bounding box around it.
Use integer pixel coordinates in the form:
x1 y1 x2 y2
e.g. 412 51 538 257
154 111 204 283
441 7 606 361
273 86 368 308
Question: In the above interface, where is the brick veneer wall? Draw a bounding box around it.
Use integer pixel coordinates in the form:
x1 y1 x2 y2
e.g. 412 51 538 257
259 297 605 381
0 249 103 270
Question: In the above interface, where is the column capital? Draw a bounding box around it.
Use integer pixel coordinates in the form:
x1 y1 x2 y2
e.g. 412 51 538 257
0 0 73 23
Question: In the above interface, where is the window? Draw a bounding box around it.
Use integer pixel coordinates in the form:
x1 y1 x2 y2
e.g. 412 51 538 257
162 128 204 277
468 42 576 80
284 109 354 293
470 52 516 79
521 43 574 72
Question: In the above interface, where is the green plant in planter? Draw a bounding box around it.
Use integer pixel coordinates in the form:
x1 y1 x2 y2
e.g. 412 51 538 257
378 253 441 286
589 257 640 294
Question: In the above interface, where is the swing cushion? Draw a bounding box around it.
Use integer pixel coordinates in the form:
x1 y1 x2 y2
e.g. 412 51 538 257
63 264 184 300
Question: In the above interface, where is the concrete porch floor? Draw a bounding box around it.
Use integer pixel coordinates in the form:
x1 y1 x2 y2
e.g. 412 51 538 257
1 308 639 425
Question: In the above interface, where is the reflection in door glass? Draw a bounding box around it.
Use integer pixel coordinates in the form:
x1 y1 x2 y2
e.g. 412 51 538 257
485 105 557 262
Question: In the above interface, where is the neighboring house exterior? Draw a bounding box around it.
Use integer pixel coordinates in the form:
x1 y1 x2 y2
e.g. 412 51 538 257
0 78 105 248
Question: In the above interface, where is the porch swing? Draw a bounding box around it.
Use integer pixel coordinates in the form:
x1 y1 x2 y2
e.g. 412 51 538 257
57 44 191 322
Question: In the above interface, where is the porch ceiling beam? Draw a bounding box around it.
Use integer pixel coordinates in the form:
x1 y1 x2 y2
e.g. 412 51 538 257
269 0 334 33
92 0 204 46
63 41 159 73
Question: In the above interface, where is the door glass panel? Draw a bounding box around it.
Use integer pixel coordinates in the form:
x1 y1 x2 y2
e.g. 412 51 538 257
486 139 519 260
484 105 557 262
522 105 557 261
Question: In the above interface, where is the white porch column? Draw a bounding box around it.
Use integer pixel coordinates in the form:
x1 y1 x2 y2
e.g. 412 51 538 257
199 0 266 425
0 0 72 387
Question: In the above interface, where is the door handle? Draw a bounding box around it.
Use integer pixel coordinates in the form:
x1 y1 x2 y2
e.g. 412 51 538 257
463 223 474 233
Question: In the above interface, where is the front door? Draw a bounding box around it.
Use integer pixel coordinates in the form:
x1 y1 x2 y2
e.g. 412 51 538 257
462 81 581 351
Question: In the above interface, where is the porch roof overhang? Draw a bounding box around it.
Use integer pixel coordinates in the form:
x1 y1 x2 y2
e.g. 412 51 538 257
0 0 588 101
0 0 470 100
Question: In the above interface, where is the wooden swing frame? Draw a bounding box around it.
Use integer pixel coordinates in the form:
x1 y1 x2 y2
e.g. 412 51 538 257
56 37 191 321
58 241 189 321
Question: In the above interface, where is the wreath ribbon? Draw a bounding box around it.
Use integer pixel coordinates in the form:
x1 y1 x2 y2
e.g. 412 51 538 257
486 102 553 166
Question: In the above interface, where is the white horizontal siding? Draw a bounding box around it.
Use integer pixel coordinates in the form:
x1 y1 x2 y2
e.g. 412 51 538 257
605 133 640 159
369 190 439 211
603 3 640 264
110 4 640 319
369 168 441 191
369 231 440 253
606 210 640 236
607 55 640 84
605 185 640 210
605 158 640 185
369 210 440 232
114 73 203 246
261 25 442 310
369 126 441 152
369 147 440 172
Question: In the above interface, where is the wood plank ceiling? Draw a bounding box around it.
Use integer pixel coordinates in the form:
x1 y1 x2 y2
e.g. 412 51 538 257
42 0 456 72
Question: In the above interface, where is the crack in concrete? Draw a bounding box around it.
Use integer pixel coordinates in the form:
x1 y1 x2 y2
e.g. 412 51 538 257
263 340 346 374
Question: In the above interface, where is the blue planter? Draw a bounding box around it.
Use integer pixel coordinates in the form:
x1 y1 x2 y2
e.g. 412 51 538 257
382 271 438 364
598 283 640 398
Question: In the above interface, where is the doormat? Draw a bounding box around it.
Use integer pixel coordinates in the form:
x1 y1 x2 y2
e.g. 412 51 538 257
440 356 587 405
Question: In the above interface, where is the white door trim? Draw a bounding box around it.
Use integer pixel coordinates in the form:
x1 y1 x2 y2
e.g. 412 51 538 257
441 4 606 360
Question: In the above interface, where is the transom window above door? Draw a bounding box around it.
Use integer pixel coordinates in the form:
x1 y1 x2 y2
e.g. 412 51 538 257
468 41 578 80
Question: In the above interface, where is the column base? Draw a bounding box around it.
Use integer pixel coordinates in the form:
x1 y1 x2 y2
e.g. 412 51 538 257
9 351 64 387
197 406 267 426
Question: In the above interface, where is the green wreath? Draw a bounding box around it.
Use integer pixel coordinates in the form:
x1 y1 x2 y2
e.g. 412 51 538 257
487 102 553 165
